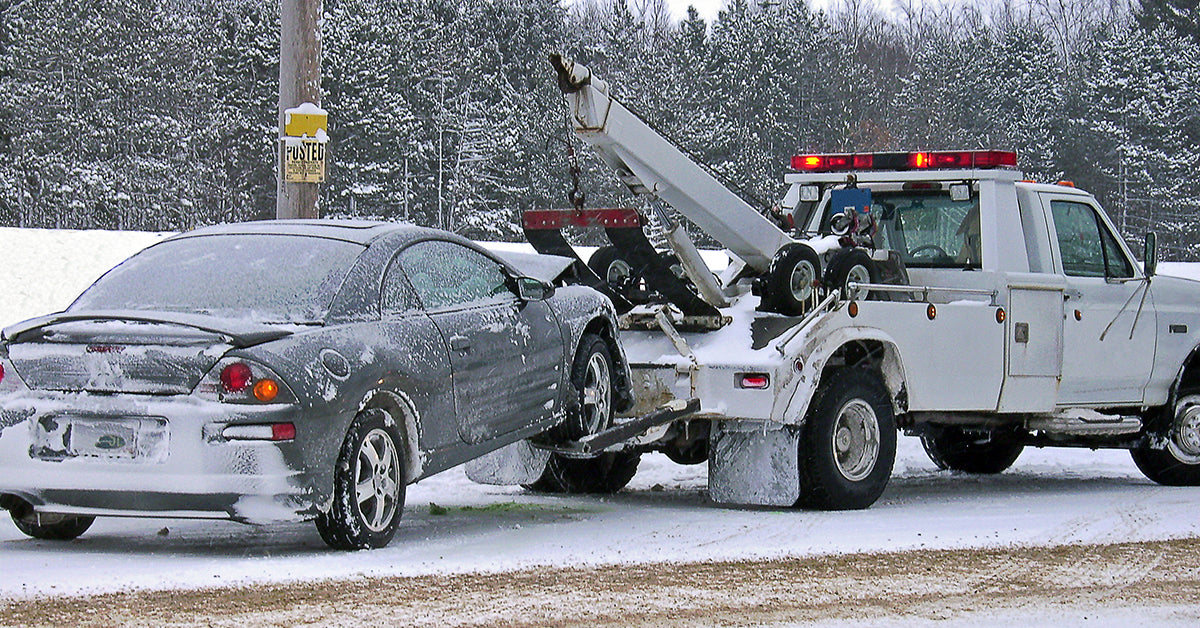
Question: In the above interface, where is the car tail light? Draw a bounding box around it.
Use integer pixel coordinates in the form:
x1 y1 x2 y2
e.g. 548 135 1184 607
738 373 770 389
220 362 253 392
196 358 294 404
271 423 296 441
254 378 280 402
0 359 27 393
221 422 296 441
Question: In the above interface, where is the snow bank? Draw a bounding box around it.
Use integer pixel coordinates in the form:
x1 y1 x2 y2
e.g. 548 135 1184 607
0 227 171 328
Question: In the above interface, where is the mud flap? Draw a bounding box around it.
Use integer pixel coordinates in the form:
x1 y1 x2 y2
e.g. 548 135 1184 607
708 420 801 506
465 440 551 486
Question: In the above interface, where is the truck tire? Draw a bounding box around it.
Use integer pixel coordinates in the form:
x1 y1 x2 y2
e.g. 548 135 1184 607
920 427 1024 474
798 367 896 510
764 243 822 316
588 246 635 291
524 451 641 494
11 511 95 541
824 249 879 300
1131 394 1200 486
316 409 406 550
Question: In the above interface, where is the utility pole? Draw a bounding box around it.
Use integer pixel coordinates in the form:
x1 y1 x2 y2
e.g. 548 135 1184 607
277 0 322 219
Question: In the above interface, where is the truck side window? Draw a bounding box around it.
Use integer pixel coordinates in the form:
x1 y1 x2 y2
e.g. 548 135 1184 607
1050 201 1133 278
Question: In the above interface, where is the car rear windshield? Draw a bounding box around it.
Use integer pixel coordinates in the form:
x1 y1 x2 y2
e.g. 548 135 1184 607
70 234 364 323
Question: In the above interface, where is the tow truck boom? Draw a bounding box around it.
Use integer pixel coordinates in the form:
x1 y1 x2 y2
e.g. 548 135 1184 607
551 54 793 272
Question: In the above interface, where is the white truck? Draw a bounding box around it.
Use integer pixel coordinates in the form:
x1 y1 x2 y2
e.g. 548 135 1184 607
469 56 1200 510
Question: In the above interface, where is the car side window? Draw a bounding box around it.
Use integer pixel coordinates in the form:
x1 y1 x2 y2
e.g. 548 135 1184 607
380 254 421 314
399 240 511 310
1051 200 1133 278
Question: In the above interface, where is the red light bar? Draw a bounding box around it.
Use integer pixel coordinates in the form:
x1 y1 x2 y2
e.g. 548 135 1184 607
792 150 1016 172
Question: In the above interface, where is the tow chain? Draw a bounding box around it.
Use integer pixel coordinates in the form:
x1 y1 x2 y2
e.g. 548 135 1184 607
566 139 585 211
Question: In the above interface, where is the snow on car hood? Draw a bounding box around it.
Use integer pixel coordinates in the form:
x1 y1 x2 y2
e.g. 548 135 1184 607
492 251 576 284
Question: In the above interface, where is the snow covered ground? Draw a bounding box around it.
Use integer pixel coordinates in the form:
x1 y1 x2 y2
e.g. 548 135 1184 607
1 227 1200 617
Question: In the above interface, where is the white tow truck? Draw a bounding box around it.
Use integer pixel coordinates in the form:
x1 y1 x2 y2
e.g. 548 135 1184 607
469 55 1200 509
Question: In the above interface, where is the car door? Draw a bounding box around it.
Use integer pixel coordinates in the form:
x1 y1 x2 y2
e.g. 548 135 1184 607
399 239 564 445
1044 195 1155 405
377 252 459 449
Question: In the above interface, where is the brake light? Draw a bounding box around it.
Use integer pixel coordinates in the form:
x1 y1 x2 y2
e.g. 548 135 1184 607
792 150 1016 172
220 362 253 392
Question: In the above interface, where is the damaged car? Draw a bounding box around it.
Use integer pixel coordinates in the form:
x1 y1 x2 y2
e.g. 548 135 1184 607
0 219 631 549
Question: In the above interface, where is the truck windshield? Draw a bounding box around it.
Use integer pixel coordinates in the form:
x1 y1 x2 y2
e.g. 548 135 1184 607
872 191 981 269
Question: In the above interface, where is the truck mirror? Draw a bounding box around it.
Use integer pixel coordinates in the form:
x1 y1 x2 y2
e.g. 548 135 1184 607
1144 232 1158 277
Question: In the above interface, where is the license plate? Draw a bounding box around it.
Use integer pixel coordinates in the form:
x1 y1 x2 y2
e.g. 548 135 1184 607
33 416 169 462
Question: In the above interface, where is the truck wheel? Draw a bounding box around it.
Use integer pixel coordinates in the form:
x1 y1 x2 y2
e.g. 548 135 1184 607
316 409 406 550
824 249 879 300
588 246 636 290
764 243 822 316
798 368 896 510
1131 394 1200 486
11 510 95 541
920 427 1024 474
524 451 641 494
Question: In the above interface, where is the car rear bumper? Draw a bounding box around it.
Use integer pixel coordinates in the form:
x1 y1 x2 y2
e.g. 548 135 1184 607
0 390 321 523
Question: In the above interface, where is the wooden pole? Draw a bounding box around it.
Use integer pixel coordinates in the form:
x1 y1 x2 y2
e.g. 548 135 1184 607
276 0 322 219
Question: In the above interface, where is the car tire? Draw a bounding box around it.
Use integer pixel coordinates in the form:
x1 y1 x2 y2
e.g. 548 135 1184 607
316 409 406 550
525 451 641 494
920 427 1024 474
11 510 95 541
798 367 896 510
552 334 615 442
764 243 822 316
527 334 641 493
1132 393 1200 486
824 248 879 300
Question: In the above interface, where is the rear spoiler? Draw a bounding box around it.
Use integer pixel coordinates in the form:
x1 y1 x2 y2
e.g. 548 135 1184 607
2 310 296 348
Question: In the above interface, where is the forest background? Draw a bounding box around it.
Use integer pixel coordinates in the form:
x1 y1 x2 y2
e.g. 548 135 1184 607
1 0 1198 258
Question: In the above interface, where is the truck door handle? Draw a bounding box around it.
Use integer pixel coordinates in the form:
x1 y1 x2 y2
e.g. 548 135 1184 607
1064 289 1082 300
449 335 470 352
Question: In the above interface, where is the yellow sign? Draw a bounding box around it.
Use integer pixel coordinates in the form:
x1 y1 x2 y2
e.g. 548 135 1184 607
282 139 326 184
284 103 328 138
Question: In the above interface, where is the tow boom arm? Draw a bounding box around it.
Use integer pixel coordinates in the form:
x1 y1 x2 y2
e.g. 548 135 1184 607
550 54 794 272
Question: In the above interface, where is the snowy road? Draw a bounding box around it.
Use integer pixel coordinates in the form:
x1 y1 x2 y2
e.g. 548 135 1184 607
3 437 1198 600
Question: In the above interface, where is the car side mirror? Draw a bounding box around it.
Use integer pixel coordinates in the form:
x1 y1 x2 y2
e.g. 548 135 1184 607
515 276 554 301
1144 232 1158 278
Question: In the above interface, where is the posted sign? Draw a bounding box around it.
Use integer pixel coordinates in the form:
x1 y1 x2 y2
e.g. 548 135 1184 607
282 138 326 184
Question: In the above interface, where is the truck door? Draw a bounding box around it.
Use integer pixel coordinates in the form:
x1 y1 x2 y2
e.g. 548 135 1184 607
1043 195 1155 405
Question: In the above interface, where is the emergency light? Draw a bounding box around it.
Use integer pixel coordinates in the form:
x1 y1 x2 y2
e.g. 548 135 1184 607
791 150 1017 172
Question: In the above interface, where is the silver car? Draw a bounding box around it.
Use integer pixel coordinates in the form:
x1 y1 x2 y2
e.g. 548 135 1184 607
0 220 631 549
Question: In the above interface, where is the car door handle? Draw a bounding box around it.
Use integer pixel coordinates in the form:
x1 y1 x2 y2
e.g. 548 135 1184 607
1064 289 1083 300
449 335 470 352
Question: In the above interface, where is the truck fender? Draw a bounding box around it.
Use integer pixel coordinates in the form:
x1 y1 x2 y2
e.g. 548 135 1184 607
777 327 908 425
1166 342 1200 408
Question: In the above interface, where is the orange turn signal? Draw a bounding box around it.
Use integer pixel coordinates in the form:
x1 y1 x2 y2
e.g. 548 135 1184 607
996 308 1006 324
926 304 937 320
848 301 859 318
253 378 280 402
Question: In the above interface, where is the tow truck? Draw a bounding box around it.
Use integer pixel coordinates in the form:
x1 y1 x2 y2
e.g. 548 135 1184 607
468 55 1200 509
